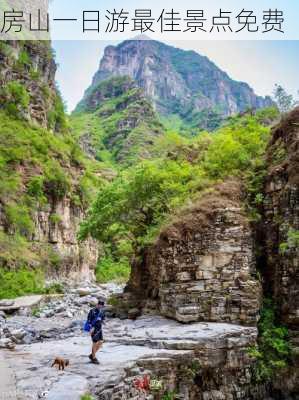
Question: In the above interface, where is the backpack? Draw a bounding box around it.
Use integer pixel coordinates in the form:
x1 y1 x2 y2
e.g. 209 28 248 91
83 320 92 332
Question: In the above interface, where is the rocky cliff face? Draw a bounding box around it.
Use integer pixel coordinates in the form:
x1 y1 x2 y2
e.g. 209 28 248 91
32 198 98 282
264 108 299 328
0 41 59 129
73 76 164 164
127 180 261 326
0 41 99 283
91 39 273 128
263 108 299 389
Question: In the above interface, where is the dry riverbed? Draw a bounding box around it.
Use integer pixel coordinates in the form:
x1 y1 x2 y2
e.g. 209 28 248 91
0 285 258 400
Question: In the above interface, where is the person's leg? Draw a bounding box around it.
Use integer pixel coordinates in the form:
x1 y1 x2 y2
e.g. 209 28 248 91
91 342 98 359
93 341 103 357
90 341 103 364
95 341 103 354
90 330 103 362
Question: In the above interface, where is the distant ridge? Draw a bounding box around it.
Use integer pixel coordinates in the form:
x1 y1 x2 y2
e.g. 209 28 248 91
81 38 274 129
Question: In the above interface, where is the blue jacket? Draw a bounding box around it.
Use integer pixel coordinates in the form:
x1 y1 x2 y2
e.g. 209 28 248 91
87 308 105 331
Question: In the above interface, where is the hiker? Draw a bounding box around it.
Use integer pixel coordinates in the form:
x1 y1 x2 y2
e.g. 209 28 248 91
86 300 105 364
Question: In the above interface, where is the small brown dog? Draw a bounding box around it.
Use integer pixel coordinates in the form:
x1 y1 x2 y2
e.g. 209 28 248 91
51 357 70 371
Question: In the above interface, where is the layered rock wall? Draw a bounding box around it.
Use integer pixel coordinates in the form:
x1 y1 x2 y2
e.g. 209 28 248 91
128 180 261 325
32 198 98 282
262 108 299 395
264 107 299 329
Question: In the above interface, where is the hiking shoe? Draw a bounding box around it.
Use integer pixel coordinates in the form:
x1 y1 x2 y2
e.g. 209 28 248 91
91 357 100 365
88 354 93 362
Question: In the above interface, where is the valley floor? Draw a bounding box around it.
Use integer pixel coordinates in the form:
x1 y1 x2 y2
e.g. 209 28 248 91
1 312 257 400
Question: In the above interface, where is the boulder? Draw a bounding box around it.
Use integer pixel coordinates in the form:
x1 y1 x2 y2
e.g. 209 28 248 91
76 288 92 297
47 310 55 318
0 337 15 349
59 311 74 319
77 296 98 306
9 329 26 341
54 305 65 313
127 308 141 320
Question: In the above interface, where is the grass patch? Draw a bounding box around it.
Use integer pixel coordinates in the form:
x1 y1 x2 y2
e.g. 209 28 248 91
80 395 94 400
0 232 38 268
0 268 66 300
44 282 64 295
0 81 30 118
248 299 292 382
95 256 130 283
0 109 102 224
71 76 164 166
0 267 45 299
279 229 299 255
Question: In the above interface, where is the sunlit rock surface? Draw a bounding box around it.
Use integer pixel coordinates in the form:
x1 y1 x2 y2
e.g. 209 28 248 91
4 316 257 400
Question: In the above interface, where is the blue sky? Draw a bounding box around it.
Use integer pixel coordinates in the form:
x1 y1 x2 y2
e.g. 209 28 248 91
53 39 299 112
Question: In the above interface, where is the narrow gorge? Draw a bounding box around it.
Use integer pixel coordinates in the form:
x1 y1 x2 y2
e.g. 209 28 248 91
0 38 298 400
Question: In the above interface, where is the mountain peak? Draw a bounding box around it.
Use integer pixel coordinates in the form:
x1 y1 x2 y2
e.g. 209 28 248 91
87 39 273 130
131 34 152 41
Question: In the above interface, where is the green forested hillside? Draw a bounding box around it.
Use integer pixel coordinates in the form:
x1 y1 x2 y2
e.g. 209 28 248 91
72 76 164 165
71 63 279 283
0 109 104 297
79 107 279 282
0 41 111 298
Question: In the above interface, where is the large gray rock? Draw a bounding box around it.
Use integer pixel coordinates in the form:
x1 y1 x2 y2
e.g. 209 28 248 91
3 314 298 399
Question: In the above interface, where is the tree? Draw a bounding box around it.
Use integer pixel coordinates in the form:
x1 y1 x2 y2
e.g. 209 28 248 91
273 84 298 113
79 111 276 267
79 159 196 256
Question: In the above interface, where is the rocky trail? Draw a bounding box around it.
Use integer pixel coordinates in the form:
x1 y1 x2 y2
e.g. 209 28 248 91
2 318 256 400
0 285 258 400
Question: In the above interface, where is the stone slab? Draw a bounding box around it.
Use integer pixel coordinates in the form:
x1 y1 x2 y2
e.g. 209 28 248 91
0 296 43 312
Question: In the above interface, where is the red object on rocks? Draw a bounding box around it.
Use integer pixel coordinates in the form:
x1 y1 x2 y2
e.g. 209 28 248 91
133 375 150 391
